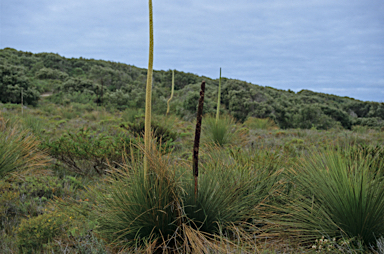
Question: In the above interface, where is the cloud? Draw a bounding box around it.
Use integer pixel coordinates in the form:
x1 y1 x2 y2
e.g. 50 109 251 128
1 0 383 102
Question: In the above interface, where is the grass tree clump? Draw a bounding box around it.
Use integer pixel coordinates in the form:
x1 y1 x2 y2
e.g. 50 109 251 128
95 143 283 252
278 145 384 248
95 142 183 251
182 145 283 235
0 117 49 178
204 114 237 146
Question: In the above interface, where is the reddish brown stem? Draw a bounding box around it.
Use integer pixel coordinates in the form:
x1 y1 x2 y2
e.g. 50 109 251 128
192 80 206 201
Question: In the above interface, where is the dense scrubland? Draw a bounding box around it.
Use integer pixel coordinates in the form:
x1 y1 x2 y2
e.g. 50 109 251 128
1 48 384 253
1 48 384 130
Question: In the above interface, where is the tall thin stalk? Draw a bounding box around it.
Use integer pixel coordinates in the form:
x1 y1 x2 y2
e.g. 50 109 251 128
21 87 23 115
144 0 154 180
192 81 206 200
166 69 175 116
215 68 221 124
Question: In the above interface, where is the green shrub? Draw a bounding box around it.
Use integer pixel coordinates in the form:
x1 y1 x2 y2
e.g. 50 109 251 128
16 211 71 252
243 117 278 130
17 175 63 199
121 108 143 123
0 181 20 229
120 117 178 144
353 117 384 128
0 64 40 106
43 128 137 175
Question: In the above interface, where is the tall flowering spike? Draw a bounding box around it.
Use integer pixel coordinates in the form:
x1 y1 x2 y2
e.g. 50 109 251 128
216 68 221 124
166 69 175 116
193 81 206 200
144 0 154 180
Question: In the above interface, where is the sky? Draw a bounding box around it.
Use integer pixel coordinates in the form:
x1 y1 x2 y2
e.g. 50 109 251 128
1 0 383 102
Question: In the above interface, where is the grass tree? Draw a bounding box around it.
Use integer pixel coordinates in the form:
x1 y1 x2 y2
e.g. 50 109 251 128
166 69 175 116
0 117 49 178
216 67 221 124
144 0 154 179
277 146 384 247
193 81 206 199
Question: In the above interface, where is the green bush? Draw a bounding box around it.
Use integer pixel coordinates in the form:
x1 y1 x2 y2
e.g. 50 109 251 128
243 117 277 130
16 211 71 252
353 117 384 128
43 128 137 175
35 67 68 80
120 118 178 144
291 104 337 130
0 181 20 229
121 108 143 123
0 64 40 106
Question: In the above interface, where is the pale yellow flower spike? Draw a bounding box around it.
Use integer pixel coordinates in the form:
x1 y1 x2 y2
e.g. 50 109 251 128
166 69 175 116
216 68 221 124
144 0 154 181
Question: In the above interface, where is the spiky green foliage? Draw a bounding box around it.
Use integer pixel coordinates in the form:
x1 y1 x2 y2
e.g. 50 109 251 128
95 142 283 251
278 145 384 247
183 145 283 234
0 117 49 178
204 114 236 146
96 143 183 249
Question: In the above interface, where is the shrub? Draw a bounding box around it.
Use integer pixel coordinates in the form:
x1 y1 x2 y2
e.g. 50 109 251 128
0 64 40 106
43 128 137 175
16 211 71 252
353 117 384 128
0 181 20 229
120 117 178 144
121 108 143 123
243 117 278 130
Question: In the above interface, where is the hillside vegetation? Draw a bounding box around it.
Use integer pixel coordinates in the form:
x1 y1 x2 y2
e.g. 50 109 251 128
1 47 384 253
1 47 383 130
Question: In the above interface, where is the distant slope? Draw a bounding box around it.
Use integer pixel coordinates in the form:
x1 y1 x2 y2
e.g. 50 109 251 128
1 48 383 129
